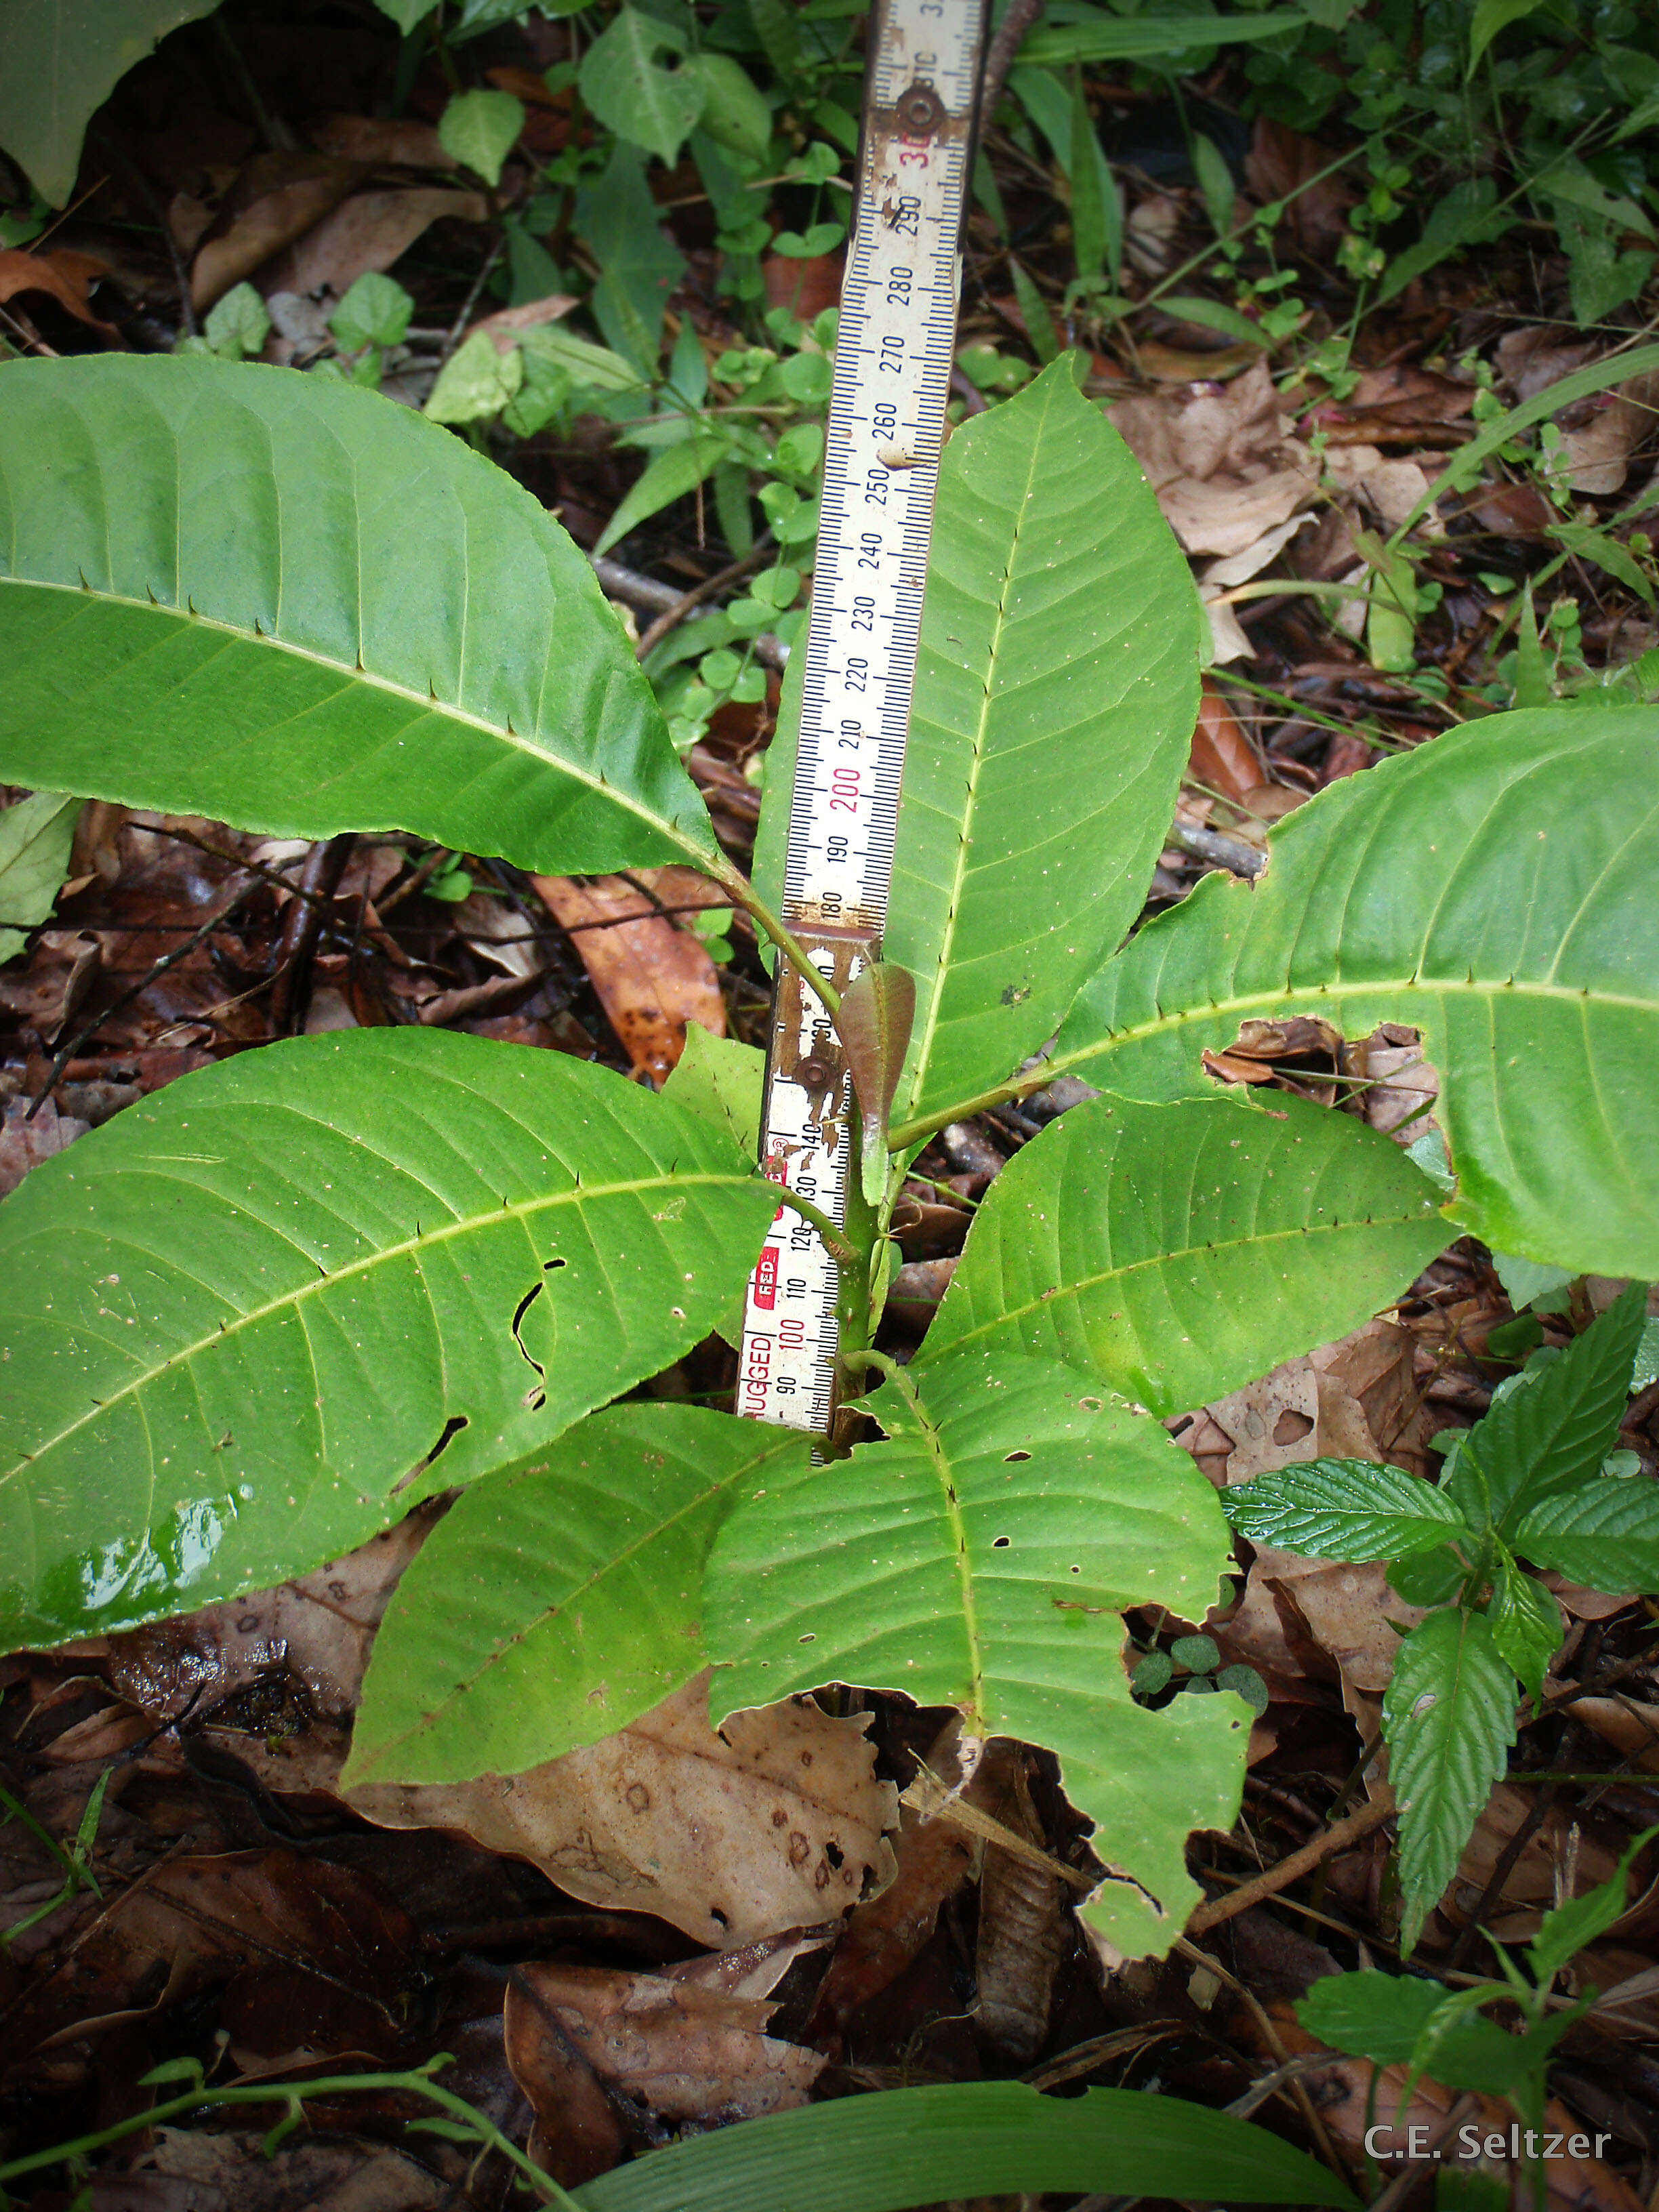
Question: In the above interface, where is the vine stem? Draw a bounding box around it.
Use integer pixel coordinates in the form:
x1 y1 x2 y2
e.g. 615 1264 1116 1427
0 2061 577 2205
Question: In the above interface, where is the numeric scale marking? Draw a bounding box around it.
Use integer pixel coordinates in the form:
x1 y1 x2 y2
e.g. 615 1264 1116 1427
737 0 987 1435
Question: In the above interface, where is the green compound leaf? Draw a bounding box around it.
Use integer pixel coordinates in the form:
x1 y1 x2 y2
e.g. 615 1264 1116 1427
1484 1553 1561 1702
921 1091 1447 1418
705 1351 1246 1961
887 360 1199 1136
1384 1607 1517 1953
346 1404 811 1788
1222 1458 1471 1562
570 2079 1358 2212
1474 1284 1650 1532
0 1030 776 1647
1052 710 1659 1280
1513 1479 1659 1597
0 356 716 876
0 0 221 205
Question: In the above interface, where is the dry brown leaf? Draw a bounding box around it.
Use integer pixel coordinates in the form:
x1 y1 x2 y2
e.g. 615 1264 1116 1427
310 113 456 168
0 247 118 335
1194 1324 1434 1706
98 1511 434 1725
1189 680 1262 803
190 151 361 312
764 251 843 319
805 1723 979 2043
974 1744 1066 2060
506 1958 824 2187
350 1672 899 1947
1572 1697 1659 1770
533 869 726 1079
470 291 579 353
0 1094 87 1197
1245 116 1354 258
260 185 489 301
102 2128 447 2212
1323 442 1436 530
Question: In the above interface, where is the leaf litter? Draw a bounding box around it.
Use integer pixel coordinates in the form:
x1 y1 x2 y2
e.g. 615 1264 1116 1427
1 1 1659 2203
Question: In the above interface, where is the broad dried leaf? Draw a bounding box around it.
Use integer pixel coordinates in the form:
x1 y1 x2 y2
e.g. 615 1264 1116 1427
1054 710 1659 1278
0 1030 775 1643
707 1351 1245 1961
0 356 717 876
506 1960 823 2187
924 1091 1446 1417
350 1672 898 1947
534 869 724 1078
346 1405 811 1786
0 247 117 333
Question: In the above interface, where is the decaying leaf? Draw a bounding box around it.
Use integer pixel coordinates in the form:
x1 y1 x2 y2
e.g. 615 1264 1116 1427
533 869 726 1079
349 1673 898 1947
1107 362 1319 558
505 1955 824 2187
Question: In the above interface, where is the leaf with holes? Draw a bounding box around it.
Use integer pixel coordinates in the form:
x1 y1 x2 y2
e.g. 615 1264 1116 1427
1050 709 1659 1279
1384 1606 1517 1952
0 356 717 876
346 1405 811 1787
0 1029 776 1647
921 1091 1447 1417
705 1349 1247 1960
757 359 1200 1136
1221 1458 1472 1561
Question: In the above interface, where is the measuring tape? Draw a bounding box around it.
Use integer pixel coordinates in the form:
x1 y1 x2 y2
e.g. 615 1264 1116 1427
737 0 989 1435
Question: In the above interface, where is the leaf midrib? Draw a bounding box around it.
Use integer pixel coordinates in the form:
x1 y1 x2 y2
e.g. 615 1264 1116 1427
4 1166 760 1482
0 575 716 866
1046 970 1656 1076
928 1206 1441 1361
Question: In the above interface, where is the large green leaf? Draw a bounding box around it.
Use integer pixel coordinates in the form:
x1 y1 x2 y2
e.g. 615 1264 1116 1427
758 360 1199 1127
1050 710 1659 1277
1384 1607 1517 1952
346 1404 810 1787
0 0 221 205
0 356 717 876
0 790 81 964
571 2081 1358 2212
922 1091 1447 1417
705 1350 1246 1959
0 1030 775 1647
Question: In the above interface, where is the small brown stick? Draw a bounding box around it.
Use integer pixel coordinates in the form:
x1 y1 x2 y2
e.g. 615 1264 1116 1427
268 834 357 1034
634 539 775 660
980 0 1046 125
27 877 263 1116
590 554 787 671
1187 1796 1394 1936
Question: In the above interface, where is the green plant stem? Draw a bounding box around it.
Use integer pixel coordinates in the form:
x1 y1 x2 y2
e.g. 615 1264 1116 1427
777 1190 859 1269
0 2062 575 2204
708 859 841 1019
